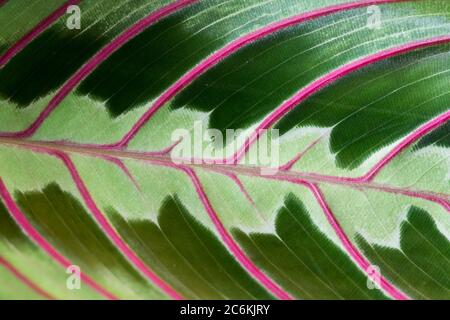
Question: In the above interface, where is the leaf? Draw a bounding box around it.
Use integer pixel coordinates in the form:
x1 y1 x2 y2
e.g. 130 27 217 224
356 206 450 299
232 194 388 299
417 121 450 149
0 0 449 300
109 196 273 299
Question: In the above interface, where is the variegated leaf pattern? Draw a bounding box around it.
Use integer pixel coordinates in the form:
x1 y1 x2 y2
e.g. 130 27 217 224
0 0 449 300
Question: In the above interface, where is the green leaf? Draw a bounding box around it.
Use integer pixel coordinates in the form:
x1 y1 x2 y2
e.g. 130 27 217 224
109 196 273 299
233 194 387 299
0 0 449 300
356 206 450 300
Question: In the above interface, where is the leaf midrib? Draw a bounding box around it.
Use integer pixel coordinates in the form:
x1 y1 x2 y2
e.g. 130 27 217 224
1 137 448 205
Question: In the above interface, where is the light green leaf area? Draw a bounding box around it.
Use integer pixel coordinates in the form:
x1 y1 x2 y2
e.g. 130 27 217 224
0 0 449 300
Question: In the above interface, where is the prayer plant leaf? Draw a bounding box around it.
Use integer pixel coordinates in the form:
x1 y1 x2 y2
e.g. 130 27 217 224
0 0 449 300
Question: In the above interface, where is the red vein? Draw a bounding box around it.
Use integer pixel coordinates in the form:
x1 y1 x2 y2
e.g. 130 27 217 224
99 155 141 192
360 110 450 181
220 171 256 207
181 167 293 300
0 178 117 300
0 256 54 299
0 0 81 68
50 151 183 300
0 0 197 139
279 136 324 171
232 35 450 164
378 185 450 212
303 182 409 300
25 138 181 154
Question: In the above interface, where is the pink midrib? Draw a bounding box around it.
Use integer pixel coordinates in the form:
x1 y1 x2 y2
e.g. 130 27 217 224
0 256 54 300
0 0 81 67
257 168 450 213
304 182 409 300
0 0 409 145
0 0 197 140
0 178 117 300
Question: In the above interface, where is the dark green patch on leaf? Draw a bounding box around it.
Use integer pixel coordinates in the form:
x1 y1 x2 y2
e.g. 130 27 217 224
417 121 450 149
233 194 387 300
0 202 46 299
276 45 450 169
0 198 31 248
15 183 163 298
0 29 106 107
77 8 214 117
0 191 102 300
172 12 362 136
108 195 273 300
356 206 450 300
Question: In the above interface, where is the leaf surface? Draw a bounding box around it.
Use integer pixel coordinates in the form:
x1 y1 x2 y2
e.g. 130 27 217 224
0 0 449 300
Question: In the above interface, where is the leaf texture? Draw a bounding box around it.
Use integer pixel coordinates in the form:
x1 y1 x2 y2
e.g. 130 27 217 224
0 0 449 300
